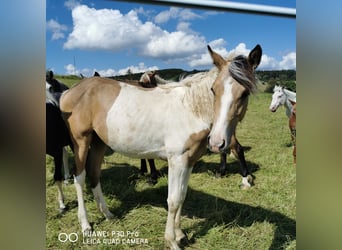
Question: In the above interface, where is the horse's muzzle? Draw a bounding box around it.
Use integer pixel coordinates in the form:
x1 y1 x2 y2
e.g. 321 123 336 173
207 136 226 153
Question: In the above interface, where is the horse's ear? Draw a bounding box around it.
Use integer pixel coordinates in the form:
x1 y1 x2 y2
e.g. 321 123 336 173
208 45 226 70
248 44 262 70
46 70 53 81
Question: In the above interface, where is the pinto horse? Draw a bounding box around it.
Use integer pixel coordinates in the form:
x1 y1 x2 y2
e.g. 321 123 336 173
46 71 73 212
289 100 296 164
60 44 262 249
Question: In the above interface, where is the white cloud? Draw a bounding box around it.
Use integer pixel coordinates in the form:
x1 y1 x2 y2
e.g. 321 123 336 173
46 19 68 40
64 5 206 62
154 7 201 24
189 41 296 70
64 5 161 51
117 63 159 76
64 0 81 10
65 63 79 75
279 52 296 69
62 5 295 71
143 30 206 59
259 52 296 70
64 62 159 77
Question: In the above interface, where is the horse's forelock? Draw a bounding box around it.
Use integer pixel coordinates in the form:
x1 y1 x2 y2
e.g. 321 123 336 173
229 55 257 94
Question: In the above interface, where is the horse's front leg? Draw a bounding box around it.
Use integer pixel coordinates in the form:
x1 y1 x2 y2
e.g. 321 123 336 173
165 155 192 250
217 153 227 177
230 134 253 189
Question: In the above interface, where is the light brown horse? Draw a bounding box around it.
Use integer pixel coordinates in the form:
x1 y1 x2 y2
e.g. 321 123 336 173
289 100 296 164
60 44 262 249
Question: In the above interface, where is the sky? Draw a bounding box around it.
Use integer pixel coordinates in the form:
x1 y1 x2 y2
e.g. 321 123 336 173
46 0 296 77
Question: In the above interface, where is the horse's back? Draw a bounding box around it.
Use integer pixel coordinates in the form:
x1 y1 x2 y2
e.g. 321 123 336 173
60 77 121 113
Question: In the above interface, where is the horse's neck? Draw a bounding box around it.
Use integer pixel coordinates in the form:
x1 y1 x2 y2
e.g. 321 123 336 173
284 89 296 102
283 89 296 118
182 69 217 124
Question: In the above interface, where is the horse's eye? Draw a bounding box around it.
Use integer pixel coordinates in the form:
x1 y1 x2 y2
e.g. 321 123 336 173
211 87 215 95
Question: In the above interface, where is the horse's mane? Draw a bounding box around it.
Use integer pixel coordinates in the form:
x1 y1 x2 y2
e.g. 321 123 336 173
283 88 296 102
229 55 258 94
181 68 218 123
274 85 296 102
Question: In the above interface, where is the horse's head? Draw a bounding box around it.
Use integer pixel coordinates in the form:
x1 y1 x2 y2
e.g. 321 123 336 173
207 45 262 153
139 70 158 87
269 85 286 112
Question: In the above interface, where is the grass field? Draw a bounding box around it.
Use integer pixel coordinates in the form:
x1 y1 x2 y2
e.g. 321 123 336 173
46 88 296 249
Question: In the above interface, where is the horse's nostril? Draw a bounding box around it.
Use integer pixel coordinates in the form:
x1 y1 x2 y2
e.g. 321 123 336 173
219 140 226 151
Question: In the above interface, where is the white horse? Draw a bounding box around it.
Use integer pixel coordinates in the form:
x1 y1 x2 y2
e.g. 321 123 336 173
60 45 262 249
269 85 296 118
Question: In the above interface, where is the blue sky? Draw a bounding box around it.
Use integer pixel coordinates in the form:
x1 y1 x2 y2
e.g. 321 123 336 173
46 0 296 76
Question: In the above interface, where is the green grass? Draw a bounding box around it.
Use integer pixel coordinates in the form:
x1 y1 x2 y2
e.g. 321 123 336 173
46 92 296 249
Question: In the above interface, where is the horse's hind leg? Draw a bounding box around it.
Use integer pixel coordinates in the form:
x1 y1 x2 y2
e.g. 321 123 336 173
140 159 147 175
230 134 253 189
148 159 159 184
86 132 114 220
72 133 93 233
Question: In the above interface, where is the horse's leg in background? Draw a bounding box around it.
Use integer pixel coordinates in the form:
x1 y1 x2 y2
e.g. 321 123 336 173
164 155 192 250
62 147 71 183
217 153 227 177
140 159 147 175
53 148 66 212
290 122 296 164
230 134 253 189
148 159 159 184
86 132 114 219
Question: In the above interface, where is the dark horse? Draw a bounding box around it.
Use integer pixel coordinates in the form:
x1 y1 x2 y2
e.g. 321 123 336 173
46 70 73 212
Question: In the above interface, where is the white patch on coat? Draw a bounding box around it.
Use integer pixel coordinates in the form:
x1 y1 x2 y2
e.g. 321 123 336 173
105 83 210 159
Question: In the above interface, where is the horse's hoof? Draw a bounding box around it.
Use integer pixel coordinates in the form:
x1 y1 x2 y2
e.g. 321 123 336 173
147 177 158 185
239 184 251 190
105 211 115 220
59 207 67 214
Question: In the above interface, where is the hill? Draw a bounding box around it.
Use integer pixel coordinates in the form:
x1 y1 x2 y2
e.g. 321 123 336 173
55 69 296 92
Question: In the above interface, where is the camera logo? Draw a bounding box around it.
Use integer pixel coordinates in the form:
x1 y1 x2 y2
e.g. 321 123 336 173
58 232 79 242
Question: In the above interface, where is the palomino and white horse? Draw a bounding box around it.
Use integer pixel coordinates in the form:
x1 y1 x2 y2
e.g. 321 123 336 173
60 45 262 249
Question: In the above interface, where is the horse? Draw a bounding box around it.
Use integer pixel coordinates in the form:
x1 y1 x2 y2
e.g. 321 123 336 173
60 44 262 249
289 100 296 164
46 71 73 212
269 85 296 118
